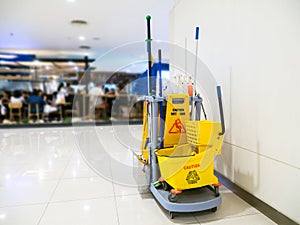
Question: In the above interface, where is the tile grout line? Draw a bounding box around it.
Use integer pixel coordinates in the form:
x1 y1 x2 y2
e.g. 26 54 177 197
196 212 264 224
112 184 121 225
197 211 261 224
0 173 99 185
110 162 121 225
193 213 202 225
36 149 75 225
59 175 99 180
0 202 48 209
114 192 147 198
49 195 115 204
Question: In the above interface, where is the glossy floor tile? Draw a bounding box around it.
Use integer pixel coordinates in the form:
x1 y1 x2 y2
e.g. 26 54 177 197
0 180 58 207
201 214 277 225
61 159 98 179
0 204 46 225
116 194 199 225
51 177 114 202
0 126 278 225
39 198 119 225
193 189 259 223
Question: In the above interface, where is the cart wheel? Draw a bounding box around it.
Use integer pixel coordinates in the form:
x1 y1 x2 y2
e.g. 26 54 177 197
169 211 175 219
214 186 220 197
161 182 169 191
168 193 178 202
211 207 217 212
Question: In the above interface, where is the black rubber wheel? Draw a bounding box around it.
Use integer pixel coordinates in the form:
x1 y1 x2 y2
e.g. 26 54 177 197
169 212 175 219
211 207 217 212
214 186 220 197
168 193 178 203
161 182 169 191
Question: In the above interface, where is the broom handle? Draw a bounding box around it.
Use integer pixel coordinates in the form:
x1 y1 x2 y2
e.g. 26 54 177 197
146 15 152 96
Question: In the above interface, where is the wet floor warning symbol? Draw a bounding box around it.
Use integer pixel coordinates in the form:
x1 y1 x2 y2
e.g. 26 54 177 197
186 170 200 184
169 119 186 134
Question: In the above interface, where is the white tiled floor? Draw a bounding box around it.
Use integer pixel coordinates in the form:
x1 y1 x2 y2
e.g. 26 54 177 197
0 125 278 225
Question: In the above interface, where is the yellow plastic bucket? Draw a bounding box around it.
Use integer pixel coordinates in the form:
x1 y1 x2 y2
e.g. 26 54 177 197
155 144 219 191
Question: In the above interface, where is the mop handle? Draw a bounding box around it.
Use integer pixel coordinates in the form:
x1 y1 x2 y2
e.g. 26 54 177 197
190 27 200 120
195 27 200 40
194 27 199 96
146 15 152 96
217 86 225 135
158 49 162 97
146 15 151 40
158 49 164 148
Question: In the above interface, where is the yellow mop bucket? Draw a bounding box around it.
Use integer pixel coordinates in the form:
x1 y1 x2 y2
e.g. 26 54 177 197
155 144 219 191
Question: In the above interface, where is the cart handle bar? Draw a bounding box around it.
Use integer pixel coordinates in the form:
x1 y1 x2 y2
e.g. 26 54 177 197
217 86 225 135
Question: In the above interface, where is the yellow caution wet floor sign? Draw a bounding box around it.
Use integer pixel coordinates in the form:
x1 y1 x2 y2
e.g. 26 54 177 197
163 94 190 147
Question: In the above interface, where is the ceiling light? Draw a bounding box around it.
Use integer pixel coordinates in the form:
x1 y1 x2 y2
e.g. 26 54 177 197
83 204 91 211
66 0 75 2
78 36 86 41
0 54 17 59
72 170 77 177
79 45 91 50
71 19 88 26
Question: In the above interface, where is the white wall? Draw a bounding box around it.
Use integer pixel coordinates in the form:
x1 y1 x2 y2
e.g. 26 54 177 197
170 0 300 223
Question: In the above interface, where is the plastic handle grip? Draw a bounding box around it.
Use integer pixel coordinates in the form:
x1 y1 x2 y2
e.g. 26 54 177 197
217 86 222 98
216 85 225 135
195 27 199 40
146 15 151 40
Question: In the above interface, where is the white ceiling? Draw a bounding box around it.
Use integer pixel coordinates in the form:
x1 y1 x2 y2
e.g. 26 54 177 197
0 0 174 60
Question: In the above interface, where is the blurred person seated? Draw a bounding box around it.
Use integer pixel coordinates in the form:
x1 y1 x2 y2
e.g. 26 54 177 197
106 88 116 95
43 92 63 121
8 90 25 122
89 83 104 105
115 83 125 96
44 92 59 114
27 89 46 117
103 87 109 94
105 88 116 118
21 91 29 103
10 90 25 103
21 91 29 118
0 90 10 121
56 83 67 104
66 83 74 95
111 84 128 118
89 83 107 119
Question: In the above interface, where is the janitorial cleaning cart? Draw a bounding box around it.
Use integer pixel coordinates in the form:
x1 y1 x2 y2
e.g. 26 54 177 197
138 16 225 219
